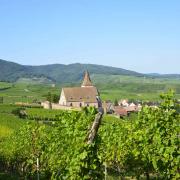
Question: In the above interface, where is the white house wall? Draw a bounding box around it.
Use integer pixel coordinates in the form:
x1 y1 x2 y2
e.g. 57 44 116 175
59 90 67 105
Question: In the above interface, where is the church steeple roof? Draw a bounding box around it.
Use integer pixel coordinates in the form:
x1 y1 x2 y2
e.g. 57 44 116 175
81 71 93 87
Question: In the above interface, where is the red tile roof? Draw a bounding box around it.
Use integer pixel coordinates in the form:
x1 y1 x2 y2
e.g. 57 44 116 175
63 87 99 103
114 106 128 116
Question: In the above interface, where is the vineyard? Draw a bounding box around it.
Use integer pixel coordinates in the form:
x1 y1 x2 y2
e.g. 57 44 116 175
0 91 179 179
25 108 72 121
0 82 12 90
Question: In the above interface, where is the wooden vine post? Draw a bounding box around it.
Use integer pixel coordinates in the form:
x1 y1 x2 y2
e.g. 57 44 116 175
87 111 108 179
87 112 103 144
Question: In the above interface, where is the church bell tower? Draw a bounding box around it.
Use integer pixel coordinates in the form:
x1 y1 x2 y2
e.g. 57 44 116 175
81 71 93 87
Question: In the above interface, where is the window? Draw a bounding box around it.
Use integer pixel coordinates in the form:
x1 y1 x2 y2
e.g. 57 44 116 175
79 103 82 107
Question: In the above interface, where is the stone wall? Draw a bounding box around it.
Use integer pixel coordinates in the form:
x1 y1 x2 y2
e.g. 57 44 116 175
41 101 81 111
42 101 98 110
52 103 81 111
41 101 52 109
66 101 98 108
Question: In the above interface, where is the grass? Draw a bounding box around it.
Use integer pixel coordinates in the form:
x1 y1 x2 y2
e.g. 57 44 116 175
0 113 25 138
0 113 26 130
0 107 28 139
0 126 13 138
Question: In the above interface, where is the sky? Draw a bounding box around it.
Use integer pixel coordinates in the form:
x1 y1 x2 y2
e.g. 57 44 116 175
0 0 179 74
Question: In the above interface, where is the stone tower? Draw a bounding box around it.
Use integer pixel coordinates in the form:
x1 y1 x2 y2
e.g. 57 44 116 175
81 71 93 87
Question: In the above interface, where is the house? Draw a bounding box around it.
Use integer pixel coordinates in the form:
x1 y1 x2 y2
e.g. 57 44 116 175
124 105 138 113
59 71 101 108
103 100 114 114
129 102 136 107
118 99 129 107
113 106 128 118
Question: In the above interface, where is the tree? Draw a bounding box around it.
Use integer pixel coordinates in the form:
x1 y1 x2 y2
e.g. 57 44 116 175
52 94 59 103
46 92 52 102
114 99 118 106
45 92 59 103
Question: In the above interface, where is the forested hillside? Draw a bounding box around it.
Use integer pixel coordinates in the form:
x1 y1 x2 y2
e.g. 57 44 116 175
0 59 142 83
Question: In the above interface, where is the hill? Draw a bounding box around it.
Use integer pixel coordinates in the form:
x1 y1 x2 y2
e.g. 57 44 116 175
0 59 180 84
0 59 180 103
0 59 143 83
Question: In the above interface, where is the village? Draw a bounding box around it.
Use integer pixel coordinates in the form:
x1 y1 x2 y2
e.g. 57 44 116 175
41 71 160 119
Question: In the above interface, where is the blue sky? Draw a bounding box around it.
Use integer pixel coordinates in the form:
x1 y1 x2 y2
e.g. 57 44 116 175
0 0 179 73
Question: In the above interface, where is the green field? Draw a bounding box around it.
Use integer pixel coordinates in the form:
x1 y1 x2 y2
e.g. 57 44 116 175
93 74 180 101
0 105 29 139
0 82 12 90
0 82 61 103
0 74 180 104
0 113 26 138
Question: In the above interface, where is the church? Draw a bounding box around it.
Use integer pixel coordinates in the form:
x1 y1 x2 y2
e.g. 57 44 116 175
59 71 101 108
